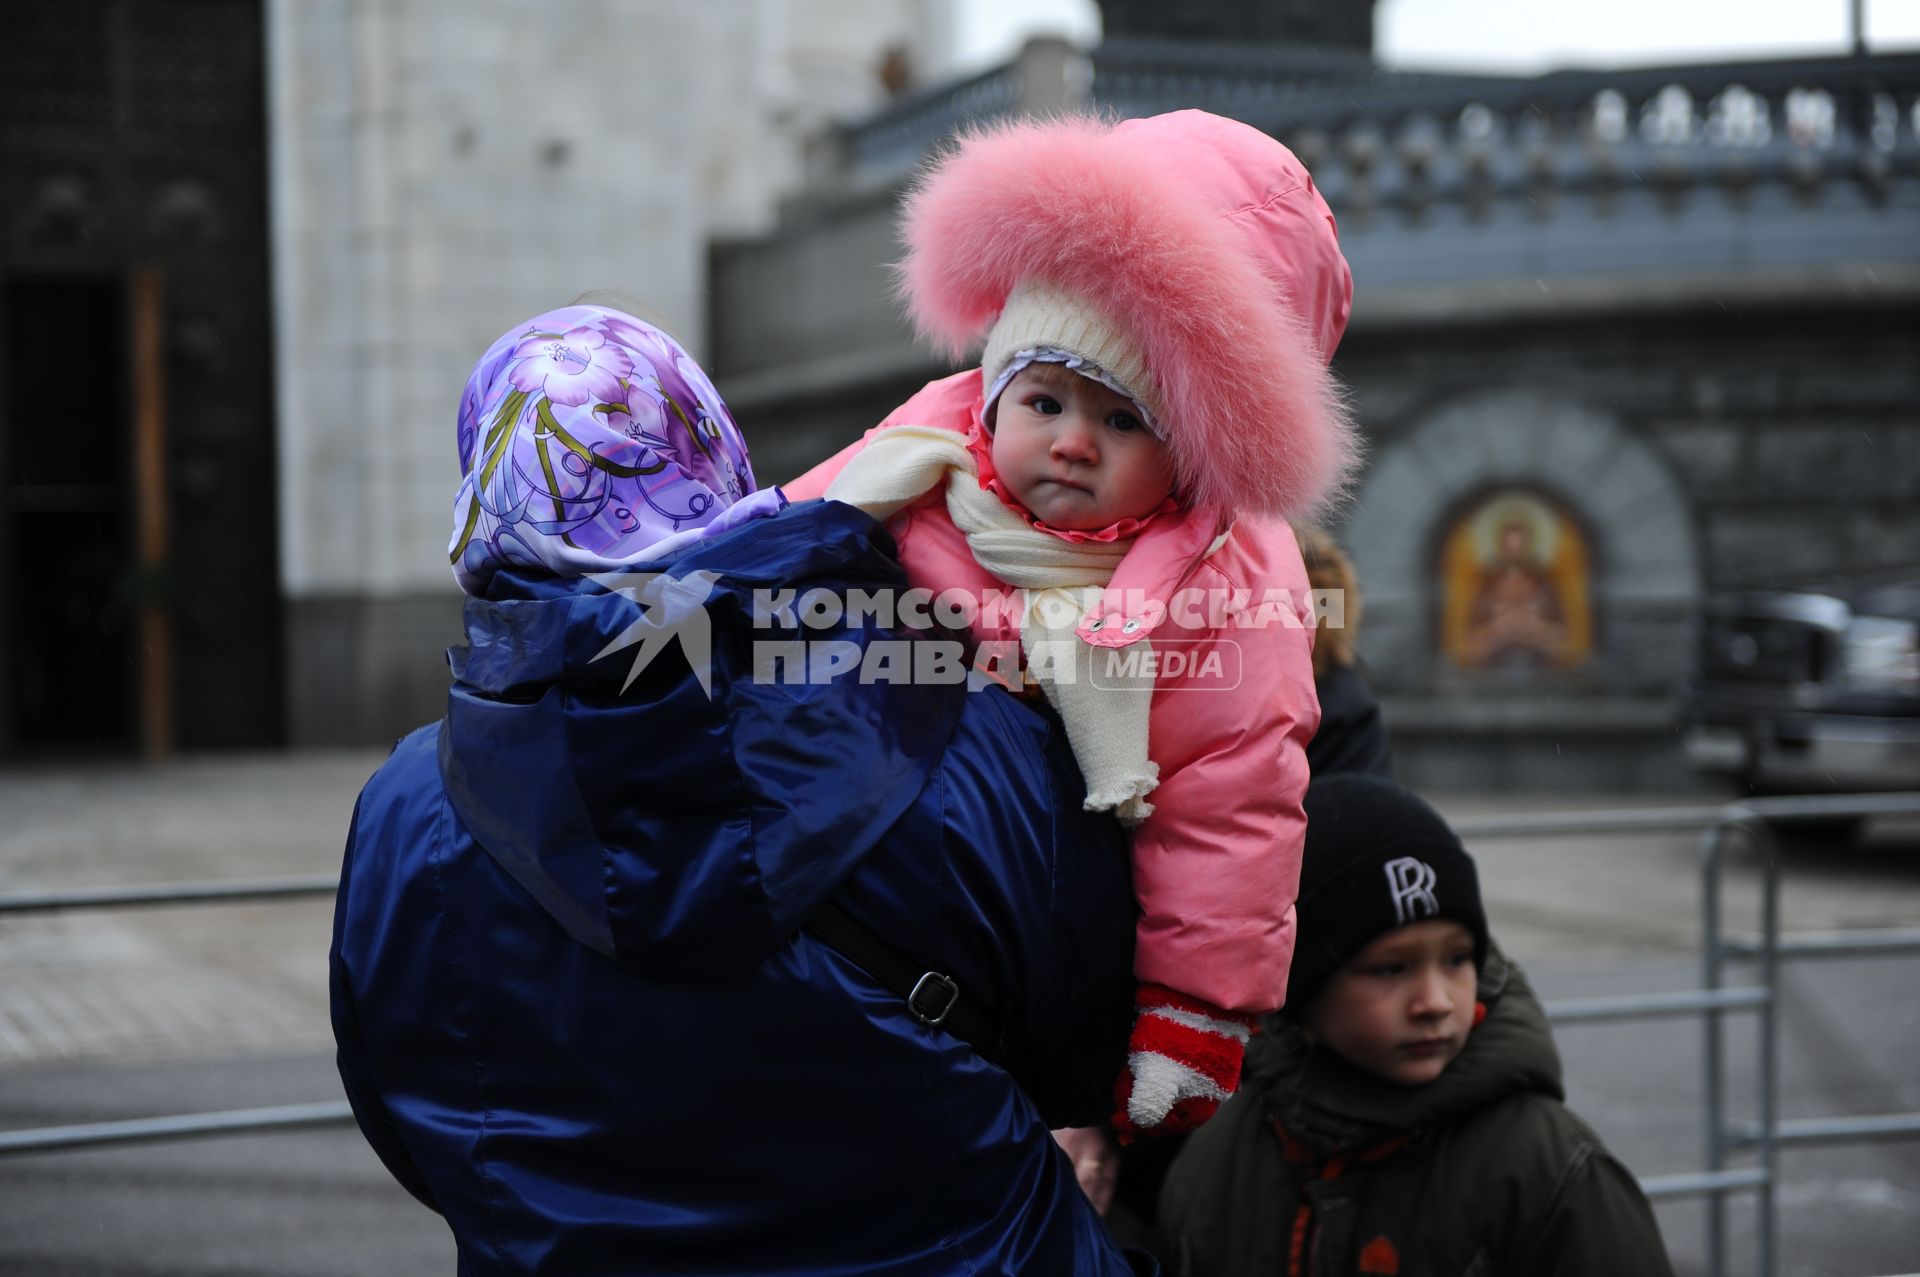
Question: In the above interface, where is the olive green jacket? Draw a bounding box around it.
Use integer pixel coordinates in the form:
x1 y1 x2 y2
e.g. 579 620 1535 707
1158 950 1674 1277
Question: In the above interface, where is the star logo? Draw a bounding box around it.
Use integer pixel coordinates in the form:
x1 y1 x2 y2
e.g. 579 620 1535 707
587 569 725 697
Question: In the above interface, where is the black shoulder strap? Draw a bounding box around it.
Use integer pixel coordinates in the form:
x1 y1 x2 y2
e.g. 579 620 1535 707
803 901 1010 1066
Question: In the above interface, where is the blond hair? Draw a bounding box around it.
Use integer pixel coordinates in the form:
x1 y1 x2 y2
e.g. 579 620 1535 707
1298 525 1361 680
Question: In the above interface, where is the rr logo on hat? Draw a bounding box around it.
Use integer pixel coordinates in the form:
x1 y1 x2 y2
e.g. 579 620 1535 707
1382 857 1439 925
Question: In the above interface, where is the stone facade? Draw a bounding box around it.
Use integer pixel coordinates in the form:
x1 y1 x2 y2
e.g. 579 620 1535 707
268 0 952 744
1098 0 1374 52
1333 309 1920 789
706 42 1920 790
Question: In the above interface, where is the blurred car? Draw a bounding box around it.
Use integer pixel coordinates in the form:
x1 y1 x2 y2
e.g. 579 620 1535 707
1680 567 1920 805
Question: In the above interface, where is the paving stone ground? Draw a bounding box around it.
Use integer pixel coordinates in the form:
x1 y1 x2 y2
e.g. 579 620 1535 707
1 753 1916 1274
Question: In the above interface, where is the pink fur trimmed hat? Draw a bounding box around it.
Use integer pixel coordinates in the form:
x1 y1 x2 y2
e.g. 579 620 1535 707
897 110 1360 522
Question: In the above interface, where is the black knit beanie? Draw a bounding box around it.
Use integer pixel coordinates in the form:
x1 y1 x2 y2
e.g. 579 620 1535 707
1284 775 1489 1018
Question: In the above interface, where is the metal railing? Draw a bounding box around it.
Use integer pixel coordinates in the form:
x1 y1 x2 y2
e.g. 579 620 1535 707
1453 792 1920 1277
0 870 349 1151
0 872 337 914
826 39 1920 213
2 792 1918 1277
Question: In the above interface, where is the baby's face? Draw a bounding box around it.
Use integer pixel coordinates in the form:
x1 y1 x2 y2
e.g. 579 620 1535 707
1303 920 1479 1087
989 364 1173 532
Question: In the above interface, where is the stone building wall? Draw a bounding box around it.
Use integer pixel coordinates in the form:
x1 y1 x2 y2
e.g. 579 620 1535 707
268 0 951 744
720 299 1920 792
1333 306 1920 790
704 43 1920 790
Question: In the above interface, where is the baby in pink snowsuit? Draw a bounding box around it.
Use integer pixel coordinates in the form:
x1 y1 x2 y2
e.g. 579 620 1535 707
785 110 1358 1138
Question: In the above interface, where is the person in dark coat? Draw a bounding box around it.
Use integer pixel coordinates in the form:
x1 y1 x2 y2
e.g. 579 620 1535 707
1157 776 1673 1277
330 305 1152 1275
1298 527 1392 781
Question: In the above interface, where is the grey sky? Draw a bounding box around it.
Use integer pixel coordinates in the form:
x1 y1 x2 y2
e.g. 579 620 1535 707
953 0 1920 73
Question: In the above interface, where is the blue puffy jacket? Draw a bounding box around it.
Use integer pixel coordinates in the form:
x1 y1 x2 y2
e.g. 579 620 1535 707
330 500 1150 1275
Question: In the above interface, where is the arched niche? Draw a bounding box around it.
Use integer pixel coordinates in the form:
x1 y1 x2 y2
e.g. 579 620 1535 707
1339 388 1701 695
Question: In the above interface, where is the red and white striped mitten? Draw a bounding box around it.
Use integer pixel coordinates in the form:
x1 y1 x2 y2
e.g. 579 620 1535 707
1111 983 1258 1142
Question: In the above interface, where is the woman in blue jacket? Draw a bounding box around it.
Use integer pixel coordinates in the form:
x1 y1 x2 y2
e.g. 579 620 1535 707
329 305 1150 1275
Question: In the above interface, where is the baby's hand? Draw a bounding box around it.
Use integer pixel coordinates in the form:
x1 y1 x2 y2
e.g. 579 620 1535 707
1111 984 1256 1142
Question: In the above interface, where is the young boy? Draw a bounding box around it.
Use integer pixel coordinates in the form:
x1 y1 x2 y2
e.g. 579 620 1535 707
1157 775 1675 1277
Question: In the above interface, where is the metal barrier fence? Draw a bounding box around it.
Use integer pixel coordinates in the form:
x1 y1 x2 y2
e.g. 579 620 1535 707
2 792 1918 1276
1455 792 1920 1277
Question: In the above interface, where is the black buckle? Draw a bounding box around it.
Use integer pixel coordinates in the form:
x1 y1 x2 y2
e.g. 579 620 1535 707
907 971 961 1026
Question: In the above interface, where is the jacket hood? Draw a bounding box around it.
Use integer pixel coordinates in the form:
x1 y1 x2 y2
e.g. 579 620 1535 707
897 110 1359 523
437 500 964 978
1246 946 1564 1156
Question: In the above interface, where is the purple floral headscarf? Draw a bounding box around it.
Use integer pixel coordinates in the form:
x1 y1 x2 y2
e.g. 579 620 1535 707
450 305 776 594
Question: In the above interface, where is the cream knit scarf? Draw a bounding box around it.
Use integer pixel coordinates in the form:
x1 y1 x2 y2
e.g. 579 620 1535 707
825 425 1159 824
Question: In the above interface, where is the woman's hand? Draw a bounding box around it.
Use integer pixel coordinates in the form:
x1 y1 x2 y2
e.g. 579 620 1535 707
1052 1125 1120 1216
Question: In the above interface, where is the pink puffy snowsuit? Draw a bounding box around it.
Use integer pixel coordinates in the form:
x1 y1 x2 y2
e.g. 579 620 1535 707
787 111 1357 1015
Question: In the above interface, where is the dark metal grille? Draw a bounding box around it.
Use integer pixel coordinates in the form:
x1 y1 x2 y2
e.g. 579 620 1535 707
128 0 259 134
1 3 114 134
0 0 279 753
